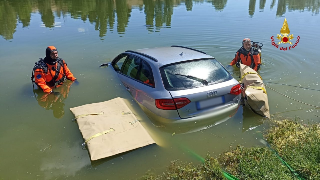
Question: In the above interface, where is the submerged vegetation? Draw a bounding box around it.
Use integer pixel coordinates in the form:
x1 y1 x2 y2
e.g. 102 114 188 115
141 119 320 180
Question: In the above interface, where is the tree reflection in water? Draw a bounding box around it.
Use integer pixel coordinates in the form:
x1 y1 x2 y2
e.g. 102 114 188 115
0 0 320 40
249 0 257 16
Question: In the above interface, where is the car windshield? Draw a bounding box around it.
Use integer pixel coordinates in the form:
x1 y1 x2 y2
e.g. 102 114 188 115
160 58 232 91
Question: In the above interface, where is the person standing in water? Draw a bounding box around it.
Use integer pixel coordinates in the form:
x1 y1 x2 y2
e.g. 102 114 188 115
32 46 78 93
229 38 261 71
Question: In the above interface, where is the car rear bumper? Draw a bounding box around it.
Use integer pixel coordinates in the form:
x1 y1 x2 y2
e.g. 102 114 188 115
146 101 239 124
143 102 240 134
172 102 239 124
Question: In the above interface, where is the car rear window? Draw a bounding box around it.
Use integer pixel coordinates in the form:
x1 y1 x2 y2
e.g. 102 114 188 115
160 58 232 91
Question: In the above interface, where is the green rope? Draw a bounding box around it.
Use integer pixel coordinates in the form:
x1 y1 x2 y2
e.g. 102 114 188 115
257 131 305 180
182 145 239 180
262 139 304 180
222 171 239 180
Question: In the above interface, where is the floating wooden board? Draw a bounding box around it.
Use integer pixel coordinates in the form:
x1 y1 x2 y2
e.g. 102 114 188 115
70 97 155 161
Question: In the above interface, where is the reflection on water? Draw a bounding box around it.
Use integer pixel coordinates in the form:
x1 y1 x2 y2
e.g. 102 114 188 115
259 0 267 10
241 106 265 132
40 141 91 180
1 0 320 40
144 0 173 32
1 0 320 179
211 0 228 11
140 103 239 135
33 80 73 119
249 0 257 16
276 0 320 16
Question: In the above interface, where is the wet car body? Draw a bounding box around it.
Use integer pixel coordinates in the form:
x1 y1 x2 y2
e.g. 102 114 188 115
109 46 241 123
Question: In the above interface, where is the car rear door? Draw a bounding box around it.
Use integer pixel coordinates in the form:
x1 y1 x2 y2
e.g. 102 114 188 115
112 53 155 108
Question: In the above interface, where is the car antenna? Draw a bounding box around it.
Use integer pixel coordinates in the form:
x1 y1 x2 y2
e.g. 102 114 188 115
179 52 183 56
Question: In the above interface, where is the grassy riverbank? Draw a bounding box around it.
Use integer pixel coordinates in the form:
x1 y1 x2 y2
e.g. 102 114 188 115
141 119 320 180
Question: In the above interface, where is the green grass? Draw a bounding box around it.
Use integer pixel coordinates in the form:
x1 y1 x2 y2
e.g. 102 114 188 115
141 157 225 180
141 119 320 180
265 119 320 179
218 145 295 180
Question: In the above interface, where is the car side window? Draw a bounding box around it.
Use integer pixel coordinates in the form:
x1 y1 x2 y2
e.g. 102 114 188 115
137 60 155 87
121 55 140 79
112 54 127 72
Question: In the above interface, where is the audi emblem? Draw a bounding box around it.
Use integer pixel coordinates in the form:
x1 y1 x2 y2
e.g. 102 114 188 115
207 91 217 98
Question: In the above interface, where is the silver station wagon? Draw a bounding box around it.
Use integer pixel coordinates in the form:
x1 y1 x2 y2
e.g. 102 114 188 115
109 46 241 124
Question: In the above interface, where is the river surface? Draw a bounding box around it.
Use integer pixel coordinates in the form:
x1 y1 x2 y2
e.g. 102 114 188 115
0 0 319 179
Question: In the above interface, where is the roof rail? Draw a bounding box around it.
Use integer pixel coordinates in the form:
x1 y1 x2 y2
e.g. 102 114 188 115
171 45 207 54
125 50 158 62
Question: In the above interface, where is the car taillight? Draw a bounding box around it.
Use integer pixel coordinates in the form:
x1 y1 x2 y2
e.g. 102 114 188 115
155 98 191 110
230 84 242 95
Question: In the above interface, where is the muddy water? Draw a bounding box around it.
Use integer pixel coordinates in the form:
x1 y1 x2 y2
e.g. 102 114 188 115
0 0 319 179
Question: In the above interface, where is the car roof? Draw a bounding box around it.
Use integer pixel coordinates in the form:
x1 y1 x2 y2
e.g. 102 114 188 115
133 46 214 66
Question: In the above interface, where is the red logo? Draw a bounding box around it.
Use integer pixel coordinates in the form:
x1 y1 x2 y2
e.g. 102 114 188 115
271 18 300 51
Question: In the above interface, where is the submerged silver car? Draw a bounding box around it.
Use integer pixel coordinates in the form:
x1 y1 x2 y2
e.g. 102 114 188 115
109 45 241 123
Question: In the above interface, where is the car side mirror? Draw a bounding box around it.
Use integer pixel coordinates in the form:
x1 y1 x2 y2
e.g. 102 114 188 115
99 63 111 67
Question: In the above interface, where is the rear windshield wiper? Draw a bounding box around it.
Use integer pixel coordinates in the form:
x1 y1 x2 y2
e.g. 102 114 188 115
174 73 208 86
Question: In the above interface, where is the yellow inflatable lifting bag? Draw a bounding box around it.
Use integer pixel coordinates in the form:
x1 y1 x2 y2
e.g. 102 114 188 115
240 64 270 118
